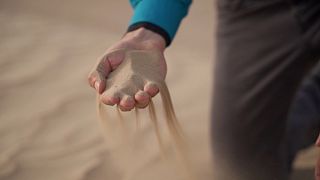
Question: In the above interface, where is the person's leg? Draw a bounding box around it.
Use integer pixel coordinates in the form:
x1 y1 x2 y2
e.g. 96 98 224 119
211 0 320 179
285 0 320 171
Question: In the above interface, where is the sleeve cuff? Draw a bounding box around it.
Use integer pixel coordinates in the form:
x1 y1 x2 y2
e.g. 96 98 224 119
128 0 191 46
127 22 171 46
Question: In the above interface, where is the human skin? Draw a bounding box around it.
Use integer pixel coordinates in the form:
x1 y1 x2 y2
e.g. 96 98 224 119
87 28 167 111
315 135 320 180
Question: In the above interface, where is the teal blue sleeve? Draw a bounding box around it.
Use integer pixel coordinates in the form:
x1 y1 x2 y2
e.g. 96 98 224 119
129 0 192 43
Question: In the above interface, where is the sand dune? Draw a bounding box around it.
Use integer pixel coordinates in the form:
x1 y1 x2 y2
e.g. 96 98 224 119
0 0 316 179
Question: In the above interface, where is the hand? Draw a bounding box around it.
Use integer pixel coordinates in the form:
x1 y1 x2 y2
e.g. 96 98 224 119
88 28 167 111
315 134 320 180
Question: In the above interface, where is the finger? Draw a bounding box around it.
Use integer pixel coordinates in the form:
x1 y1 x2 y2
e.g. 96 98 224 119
92 50 126 93
100 91 120 106
87 73 96 88
119 95 135 111
144 82 159 97
135 90 150 108
88 70 106 94
107 49 126 70
88 54 113 93
95 56 113 93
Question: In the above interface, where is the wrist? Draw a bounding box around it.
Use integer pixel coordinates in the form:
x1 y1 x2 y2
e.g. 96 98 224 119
122 28 166 51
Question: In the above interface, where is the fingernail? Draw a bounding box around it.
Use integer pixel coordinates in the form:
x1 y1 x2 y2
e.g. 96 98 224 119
94 82 99 91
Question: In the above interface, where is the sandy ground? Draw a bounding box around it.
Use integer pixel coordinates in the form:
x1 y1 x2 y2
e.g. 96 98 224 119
0 0 317 179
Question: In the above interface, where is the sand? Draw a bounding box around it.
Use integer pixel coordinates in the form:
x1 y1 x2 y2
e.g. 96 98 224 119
97 50 193 179
0 0 317 180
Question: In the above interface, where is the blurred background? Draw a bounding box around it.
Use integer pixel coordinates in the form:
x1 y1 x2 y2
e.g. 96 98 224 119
0 0 317 179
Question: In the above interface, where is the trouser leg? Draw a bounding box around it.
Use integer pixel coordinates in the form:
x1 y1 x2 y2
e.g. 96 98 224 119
211 0 320 179
286 62 320 171
285 0 320 171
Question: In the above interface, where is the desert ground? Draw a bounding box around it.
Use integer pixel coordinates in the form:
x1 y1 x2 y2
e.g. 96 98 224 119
0 0 317 179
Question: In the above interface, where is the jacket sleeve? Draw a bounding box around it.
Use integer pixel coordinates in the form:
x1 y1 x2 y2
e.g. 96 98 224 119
128 0 192 46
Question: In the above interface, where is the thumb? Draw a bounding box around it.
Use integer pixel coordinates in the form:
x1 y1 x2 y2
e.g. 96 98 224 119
88 49 125 94
88 56 111 94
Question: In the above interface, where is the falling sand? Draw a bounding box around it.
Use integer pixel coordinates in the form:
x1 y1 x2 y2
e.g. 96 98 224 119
96 50 194 180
